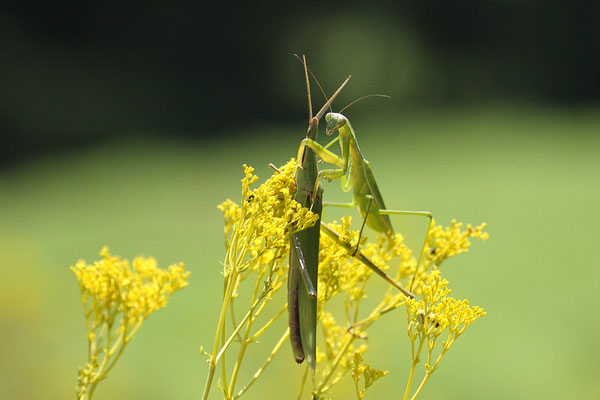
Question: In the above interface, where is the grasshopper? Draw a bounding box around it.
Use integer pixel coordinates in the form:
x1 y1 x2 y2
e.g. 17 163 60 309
287 56 348 370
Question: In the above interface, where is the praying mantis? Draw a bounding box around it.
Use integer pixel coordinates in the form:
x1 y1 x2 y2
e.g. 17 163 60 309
297 110 434 293
287 56 432 372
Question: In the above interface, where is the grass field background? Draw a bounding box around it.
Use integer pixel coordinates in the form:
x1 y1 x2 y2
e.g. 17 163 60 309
1 104 599 399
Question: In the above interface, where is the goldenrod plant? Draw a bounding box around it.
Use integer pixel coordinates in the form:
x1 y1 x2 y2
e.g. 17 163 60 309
71 247 189 399
203 160 488 399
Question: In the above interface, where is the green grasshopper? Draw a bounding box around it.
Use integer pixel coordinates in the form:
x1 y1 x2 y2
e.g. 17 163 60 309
287 56 348 371
295 96 434 294
288 57 418 372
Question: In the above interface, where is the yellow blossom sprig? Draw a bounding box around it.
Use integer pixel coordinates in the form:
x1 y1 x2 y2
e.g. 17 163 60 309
410 220 489 290
203 160 319 400
351 352 389 400
403 268 486 400
71 247 189 400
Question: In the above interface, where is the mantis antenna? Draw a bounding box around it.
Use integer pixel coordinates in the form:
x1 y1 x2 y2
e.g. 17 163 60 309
339 94 391 114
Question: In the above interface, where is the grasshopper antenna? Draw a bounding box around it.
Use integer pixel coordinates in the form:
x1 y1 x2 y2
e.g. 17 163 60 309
294 54 313 121
292 54 350 122
308 67 332 113
302 55 313 121
293 54 336 114
339 94 391 114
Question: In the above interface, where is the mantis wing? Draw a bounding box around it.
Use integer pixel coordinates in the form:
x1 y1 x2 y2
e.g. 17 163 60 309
361 160 394 236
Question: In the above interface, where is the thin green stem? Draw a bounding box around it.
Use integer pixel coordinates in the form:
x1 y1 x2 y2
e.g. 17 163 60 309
226 325 250 396
317 334 354 393
347 299 403 334
297 363 310 400
228 265 269 395
403 336 425 400
409 371 432 400
249 305 286 342
409 338 452 400
201 271 237 400
201 366 217 400
234 331 289 399
221 306 230 399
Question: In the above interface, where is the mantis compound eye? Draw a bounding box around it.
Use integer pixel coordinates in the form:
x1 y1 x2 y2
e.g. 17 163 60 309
325 112 347 135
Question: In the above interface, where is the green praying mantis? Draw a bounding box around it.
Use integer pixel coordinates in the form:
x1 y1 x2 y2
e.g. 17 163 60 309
297 110 435 293
287 56 433 372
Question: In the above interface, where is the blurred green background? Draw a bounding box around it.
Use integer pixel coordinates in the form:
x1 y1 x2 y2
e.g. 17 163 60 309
1 2 599 399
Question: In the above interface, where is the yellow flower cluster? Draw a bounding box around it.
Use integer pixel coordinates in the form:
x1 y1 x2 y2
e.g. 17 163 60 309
406 269 485 345
71 247 188 400
351 352 389 400
71 247 189 325
218 161 319 276
317 218 369 305
404 268 485 398
405 219 489 293
425 220 489 268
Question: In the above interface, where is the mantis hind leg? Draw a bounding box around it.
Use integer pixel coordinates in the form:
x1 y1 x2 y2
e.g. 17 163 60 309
323 202 434 292
367 208 434 291
353 196 374 256
319 222 414 298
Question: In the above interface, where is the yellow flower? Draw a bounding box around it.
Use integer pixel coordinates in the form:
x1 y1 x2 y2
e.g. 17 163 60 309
351 352 389 400
405 219 489 292
71 247 189 324
405 268 485 378
218 161 318 277
425 219 488 267
72 247 188 399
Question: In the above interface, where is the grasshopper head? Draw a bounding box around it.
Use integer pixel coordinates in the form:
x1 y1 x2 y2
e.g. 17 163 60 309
325 112 348 136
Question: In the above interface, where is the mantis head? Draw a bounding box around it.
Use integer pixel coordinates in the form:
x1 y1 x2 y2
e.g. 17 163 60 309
325 112 348 136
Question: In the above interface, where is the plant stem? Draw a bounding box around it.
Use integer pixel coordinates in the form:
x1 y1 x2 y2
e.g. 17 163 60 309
409 371 431 400
228 264 269 395
202 271 237 400
317 334 354 393
403 336 425 400
297 363 310 400
249 305 286 342
234 331 289 399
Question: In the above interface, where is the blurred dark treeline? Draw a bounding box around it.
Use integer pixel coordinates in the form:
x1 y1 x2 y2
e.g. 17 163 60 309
1 1 599 167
